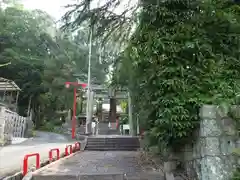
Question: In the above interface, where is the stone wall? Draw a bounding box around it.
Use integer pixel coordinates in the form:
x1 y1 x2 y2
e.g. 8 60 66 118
176 105 239 180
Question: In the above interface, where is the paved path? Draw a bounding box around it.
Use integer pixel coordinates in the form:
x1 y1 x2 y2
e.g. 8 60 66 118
33 151 165 180
34 151 142 176
0 131 78 178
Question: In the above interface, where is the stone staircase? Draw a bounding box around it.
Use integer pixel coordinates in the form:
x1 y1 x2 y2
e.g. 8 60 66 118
98 122 120 135
85 136 140 151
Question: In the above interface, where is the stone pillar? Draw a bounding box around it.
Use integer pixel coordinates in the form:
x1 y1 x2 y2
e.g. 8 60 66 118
89 91 94 120
198 105 238 180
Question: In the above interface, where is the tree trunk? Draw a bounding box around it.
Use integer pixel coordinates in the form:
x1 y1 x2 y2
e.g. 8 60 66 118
78 91 83 114
109 89 116 123
98 100 103 122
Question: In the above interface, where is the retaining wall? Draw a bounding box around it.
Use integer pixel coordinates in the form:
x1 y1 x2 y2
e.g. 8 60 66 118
171 105 239 180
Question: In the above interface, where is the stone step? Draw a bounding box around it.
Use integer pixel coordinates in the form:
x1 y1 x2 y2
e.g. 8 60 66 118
87 139 139 144
86 139 139 142
85 143 140 148
85 137 140 151
85 145 139 151
32 174 125 180
86 143 139 147
84 147 139 151
125 173 165 180
31 173 165 180
98 130 120 135
87 137 139 141
87 138 137 141
85 144 140 148
87 143 140 147
84 148 139 151
79 174 124 180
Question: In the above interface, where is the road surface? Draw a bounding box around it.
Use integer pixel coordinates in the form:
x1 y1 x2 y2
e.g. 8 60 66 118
31 151 165 180
0 131 79 178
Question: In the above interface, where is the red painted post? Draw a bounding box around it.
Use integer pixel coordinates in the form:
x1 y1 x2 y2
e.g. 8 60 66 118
72 87 77 139
65 145 73 156
49 148 60 162
74 142 81 151
65 82 87 139
23 153 40 176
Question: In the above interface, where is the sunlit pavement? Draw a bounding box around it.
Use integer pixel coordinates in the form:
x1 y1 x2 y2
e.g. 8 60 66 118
0 131 75 177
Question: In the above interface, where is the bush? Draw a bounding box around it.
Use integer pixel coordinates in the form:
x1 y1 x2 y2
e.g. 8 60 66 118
232 168 240 180
39 121 56 132
116 0 240 151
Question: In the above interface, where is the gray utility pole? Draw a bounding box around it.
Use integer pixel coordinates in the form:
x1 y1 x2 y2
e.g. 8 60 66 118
128 91 134 136
85 24 93 134
89 91 94 119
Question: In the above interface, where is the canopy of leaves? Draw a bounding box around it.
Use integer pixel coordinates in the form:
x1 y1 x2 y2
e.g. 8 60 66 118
113 0 240 149
61 0 138 43
0 3 110 127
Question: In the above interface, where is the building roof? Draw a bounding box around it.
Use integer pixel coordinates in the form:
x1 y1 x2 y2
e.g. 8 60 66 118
0 77 21 91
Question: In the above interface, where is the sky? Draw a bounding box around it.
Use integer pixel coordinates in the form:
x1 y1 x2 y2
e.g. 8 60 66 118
22 0 137 21
22 0 70 20
21 0 137 82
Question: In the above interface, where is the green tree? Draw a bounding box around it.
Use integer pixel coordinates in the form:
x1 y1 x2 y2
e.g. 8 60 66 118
0 4 109 128
116 0 240 149
63 0 240 151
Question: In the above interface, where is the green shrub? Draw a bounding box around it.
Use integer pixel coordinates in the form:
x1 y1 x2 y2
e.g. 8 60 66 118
114 0 240 151
232 168 240 180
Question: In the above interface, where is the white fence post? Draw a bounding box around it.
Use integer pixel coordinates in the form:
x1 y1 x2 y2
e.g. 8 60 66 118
0 108 13 145
0 107 28 145
12 114 27 140
0 107 6 145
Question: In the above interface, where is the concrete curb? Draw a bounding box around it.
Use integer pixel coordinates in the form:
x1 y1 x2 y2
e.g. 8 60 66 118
2 172 23 180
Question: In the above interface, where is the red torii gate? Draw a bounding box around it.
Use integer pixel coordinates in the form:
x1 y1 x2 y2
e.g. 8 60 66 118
65 81 87 139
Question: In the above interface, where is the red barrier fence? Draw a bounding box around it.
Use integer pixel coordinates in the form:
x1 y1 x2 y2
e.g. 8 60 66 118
49 148 60 162
65 145 73 156
22 143 80 176
74 142 81 151
23 153 40 176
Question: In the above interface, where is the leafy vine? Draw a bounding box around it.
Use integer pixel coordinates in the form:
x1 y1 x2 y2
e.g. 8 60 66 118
113 0 240 151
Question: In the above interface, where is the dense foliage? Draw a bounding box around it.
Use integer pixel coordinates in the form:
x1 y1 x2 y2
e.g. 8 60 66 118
0 2 110 128
62 0 240 150
232 167 240 180
2 0 240 154
114 0 240 149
